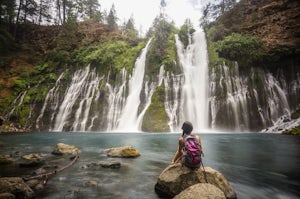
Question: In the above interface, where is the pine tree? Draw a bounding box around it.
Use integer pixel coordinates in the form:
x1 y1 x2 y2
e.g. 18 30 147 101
82 0 102 22
106 4 118 31
124 15 138 39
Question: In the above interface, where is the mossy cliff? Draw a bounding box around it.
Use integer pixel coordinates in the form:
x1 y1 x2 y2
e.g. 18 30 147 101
204 0 300 131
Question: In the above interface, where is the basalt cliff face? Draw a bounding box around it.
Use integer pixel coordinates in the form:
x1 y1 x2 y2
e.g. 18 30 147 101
207 0 300 132
217 0 300 50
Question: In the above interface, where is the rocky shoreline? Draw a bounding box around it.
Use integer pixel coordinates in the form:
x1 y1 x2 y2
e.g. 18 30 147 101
0 143 142 198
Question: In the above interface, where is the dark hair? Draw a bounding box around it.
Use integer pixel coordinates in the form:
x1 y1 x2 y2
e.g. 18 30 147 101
181 121 193 136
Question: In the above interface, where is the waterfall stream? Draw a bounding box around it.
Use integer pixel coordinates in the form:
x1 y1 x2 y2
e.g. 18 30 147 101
51 65 101 131
115 39 152 132
25 31 299 132
173 30 209 131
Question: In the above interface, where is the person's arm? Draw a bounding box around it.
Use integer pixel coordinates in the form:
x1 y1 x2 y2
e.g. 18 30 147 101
171 137 183 164
196 135 203 156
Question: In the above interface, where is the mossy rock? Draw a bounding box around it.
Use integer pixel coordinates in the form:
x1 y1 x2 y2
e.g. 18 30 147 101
104 145 140 158
142 86 170 132
0 156 14 165
282 126 300 135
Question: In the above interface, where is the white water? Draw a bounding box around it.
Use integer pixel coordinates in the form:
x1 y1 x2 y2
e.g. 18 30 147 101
163 72 182 132
7 90 28 118
72 71 102 131
53 65 101 131
116 39 152 131
36 72 65 130
209 63 292 131
105 68 127 131
174 30 209 131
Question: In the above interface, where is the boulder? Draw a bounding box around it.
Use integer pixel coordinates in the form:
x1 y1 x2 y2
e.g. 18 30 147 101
104 145 140 158
0 156 14 165
0 192 15 199
19 154 44 167
99 161 121 169
173 183 226 199
52 143 79 155
83 180 98 187
154 163 236 199
0 177 34 199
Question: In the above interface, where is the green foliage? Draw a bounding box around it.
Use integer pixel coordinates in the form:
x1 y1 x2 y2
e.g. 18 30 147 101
75 40 145 73
216 33 264 67
200 0 237 28
13 79 27 93
146 14 178 76
206 23 228 42
45 49 71 65
106 4 118 31
162 34 178 72
205 32 225 67
178 19 195 48
81 0 102 22
291 110 300 120
56 16 78 51
142 85 169 132
0 28 16 53
283 126 300 135
123 16 139 40
27 86 48 103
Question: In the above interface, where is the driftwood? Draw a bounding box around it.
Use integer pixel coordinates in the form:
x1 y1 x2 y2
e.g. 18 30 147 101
23 153 79 182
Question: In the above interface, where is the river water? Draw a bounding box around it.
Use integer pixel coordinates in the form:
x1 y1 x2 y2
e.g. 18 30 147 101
0 132 299 199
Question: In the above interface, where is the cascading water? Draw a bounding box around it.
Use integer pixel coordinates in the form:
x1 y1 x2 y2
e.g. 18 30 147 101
163 71 183 132
52 65 101 131
174 30 209 131
105 68 127 131
10 27 299 133
36 72 65 130
209 63 292 131
115 39 152 132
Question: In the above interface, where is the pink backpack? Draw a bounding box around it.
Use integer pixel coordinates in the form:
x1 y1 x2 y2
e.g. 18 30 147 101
182 135 202 168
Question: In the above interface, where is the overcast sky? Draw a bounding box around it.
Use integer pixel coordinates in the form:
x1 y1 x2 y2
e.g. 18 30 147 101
100 0 209 34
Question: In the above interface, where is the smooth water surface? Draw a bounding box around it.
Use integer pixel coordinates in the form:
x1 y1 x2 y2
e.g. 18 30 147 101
0 132 299 199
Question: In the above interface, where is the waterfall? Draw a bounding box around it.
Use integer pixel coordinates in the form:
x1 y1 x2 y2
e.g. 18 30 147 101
209 63 292 131
115 39 152 132
163 72 183 132
174 30 209 131
72 71 101 131
36 72 65 130
53 65 101 131
7 90 28 119
105 68 127 131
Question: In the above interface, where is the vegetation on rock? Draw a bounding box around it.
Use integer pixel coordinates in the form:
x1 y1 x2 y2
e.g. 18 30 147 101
142 86 169 132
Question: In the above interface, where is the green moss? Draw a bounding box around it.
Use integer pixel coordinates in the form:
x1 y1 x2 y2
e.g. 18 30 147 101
215 33 264 67
75 40 145 74
142 85 169 132
283 126 300 135
291 110 300 120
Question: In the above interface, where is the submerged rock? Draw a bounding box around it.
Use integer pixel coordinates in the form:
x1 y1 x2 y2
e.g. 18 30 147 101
99 160 121 169
104 145 141 158
19 154 44 167
0 156 14 165
83 180 98 187
173 183 226 199
0 177 34 199
52 143 79 155
154 163 236 199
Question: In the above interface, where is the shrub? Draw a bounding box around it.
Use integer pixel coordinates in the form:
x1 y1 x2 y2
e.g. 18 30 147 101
216 33 265 67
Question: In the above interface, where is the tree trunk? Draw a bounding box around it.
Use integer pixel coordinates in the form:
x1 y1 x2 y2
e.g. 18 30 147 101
14 0 23 38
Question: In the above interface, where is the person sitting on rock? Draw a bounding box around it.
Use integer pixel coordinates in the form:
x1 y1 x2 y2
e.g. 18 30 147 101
171 121 202 167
